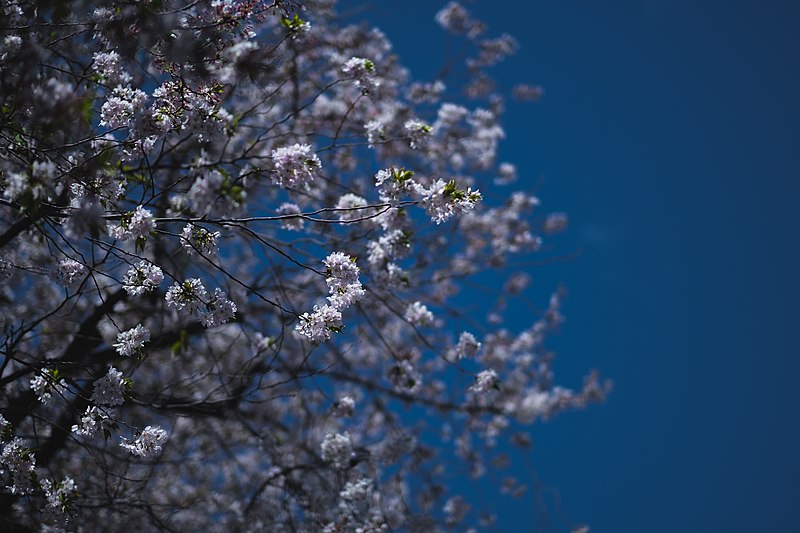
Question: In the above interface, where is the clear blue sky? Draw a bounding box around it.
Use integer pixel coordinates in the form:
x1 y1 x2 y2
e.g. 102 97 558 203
342 1 800 531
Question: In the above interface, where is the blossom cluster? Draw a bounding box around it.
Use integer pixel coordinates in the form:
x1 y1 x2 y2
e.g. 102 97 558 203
270 143 321 189
180 224 220 256
123 260 164 295
108 206 157 241
53 258 86 288
92 51 131 85
321 431 353 470
41 477 78 526
30 371 67 404
91 367 127 407
165 278 236 328
100 86 147 129
199 288 238 328
404 301 434 327
120 426 168 458
71 406 110 438
165 278 208 313
416 178 482 225
0 438 36 495
323 252 366 309
296 252 365 343
342 57 379 94
375 168 482 225
113 324 150 357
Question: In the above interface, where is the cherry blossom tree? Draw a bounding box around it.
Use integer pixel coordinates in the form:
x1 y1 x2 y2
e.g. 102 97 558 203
0 0 609 530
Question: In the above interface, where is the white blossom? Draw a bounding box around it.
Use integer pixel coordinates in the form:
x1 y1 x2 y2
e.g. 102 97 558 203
503 273 530 294
185 169 246 217
326 283 365 311
1 35 22 58
180 224 220 256
408 80 446 103
296 253 364 342
165 278 208 313
122 260 163 296
0 438 36 495
515 389 553 424
495 162 518 185
321 431 352 469
53 258 85 288
364 120 384 147
332 395 355 417
295 304 342 343
32 160 57 182
340 477 372 503
277 202 304 231
199 288 237 328
366 229 411 267
375 167 416 201
473 34 519 68
513 83 544 102
92 51 131 85
455 331 481 359
30 372 67 404
108 205 156 241
120 425 168 458
71 406 110 438
342 57 379 93
435 2 479 36
217 41 259 83
33 77 74 110
65 194 105 239
323 252 364 308
270 143 321 189
414 178 481 224
91 367 126 407
335 193 368 222
2 172 27 200
113 324 150 357
471 369 499 394
436 102 469 126
405 301 434 327
404 119 432 149
41 476 77 526
100 85 147 129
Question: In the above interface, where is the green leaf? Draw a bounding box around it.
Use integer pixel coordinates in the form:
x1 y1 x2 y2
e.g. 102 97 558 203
80 96 94 123
171 329 188 355
280 14 306 33
227 185 245 203
231 112 243 128
391 167 414 183
135 236 147 254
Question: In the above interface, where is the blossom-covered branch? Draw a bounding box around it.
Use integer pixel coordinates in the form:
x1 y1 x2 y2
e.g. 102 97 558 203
0 1 608 530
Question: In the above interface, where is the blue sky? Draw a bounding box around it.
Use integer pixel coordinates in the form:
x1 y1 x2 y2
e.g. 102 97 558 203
341 0 800 531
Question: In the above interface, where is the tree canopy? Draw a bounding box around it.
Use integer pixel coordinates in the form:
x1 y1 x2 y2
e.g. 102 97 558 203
0 1 609 530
